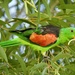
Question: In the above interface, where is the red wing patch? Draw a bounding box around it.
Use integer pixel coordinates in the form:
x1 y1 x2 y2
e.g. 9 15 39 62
29 33 57 46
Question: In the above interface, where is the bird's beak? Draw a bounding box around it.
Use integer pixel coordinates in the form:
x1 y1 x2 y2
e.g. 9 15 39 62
68 37 75 45
73 37 75 39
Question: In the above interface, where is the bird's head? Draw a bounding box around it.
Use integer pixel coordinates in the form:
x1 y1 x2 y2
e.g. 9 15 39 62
60 27 75 39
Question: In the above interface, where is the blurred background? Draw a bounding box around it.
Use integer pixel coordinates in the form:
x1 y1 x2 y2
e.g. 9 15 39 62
0 0 75 75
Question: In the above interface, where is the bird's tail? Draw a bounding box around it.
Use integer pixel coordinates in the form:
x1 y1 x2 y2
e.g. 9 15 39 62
0 38 21 47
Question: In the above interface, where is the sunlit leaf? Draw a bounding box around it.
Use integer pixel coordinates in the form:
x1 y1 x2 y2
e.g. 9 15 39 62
0 46 8 62
13 18 36 26
66 64 75 71
13 54 26 75
0 0 11 19
59 4 75 9
52 51 71 62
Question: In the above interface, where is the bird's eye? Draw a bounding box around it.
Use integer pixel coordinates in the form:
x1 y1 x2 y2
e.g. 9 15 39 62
71 30 73 32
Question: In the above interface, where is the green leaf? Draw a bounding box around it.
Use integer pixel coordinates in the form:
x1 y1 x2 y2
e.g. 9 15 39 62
59 0 65 5
63 16 75 24
10 21 23 30
59 68 75 75
2 66 10 75
0 46 8 62
29 13 49 20
49 18 70 27
13 18 36 27
42 0 51 20
24 0 28 15
42 67 48 75
59 4 75 9
66 64 75 71
0 20 10 26
0 30 6 41
28 13 49 25
31 62 47 70
37 0 41 25
0 0 11 19
13 54 26 75
52 51 71 62
30 62 47 74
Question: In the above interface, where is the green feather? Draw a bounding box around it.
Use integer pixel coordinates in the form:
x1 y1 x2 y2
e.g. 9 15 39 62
0 39 21 47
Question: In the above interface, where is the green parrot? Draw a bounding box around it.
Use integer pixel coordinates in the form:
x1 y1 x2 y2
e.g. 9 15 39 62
0 25 75 55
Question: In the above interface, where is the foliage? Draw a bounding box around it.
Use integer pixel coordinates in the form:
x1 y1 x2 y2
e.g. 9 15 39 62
0 0 75 75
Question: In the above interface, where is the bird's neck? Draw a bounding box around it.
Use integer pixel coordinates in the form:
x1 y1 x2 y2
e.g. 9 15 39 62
58 31 69 44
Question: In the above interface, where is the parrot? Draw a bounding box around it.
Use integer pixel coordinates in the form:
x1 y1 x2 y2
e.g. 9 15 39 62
0 25 75 55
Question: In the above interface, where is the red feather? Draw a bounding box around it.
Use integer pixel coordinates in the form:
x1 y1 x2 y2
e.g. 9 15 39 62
29 33 57 46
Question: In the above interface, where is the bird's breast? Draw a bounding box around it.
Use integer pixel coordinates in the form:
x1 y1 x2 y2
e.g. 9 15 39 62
29 32 57 46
